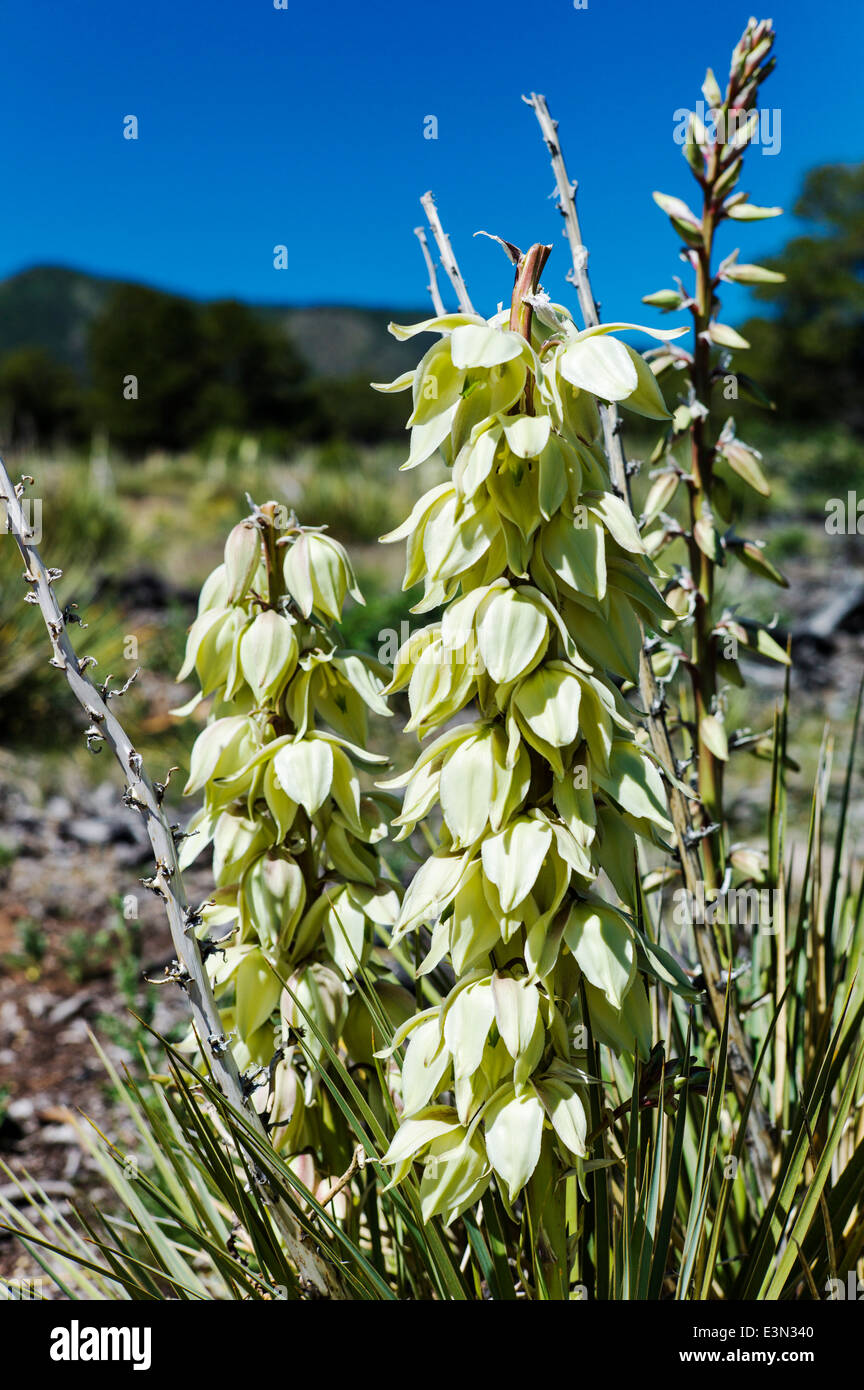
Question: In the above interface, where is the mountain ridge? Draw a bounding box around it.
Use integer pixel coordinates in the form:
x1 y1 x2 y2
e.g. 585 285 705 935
0 264 430 382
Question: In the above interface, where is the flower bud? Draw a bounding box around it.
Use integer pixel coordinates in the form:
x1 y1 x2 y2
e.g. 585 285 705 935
242 851 307 954
266 1060 305 1152
239 609 298 699
283 531 362 622
224 521 261 605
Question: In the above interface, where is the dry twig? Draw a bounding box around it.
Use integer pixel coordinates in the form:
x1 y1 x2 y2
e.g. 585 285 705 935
420 190 475 314
413 225 446 316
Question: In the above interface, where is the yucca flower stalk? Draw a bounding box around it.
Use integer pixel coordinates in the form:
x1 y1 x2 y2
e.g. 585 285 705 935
642 16 787 895
375 243 696 1277
176 501 411 1176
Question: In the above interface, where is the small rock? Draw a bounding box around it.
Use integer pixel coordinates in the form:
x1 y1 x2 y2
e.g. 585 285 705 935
63 1147 83 1182
6 1098 35 1123
92 783 119 815
114 843 151 868
40 1124 79 1146
65 818 112 847
0 1001 24 1035
104 815 139 844
57 1018 91 1046
26 992 58 1020
48 991 92 1027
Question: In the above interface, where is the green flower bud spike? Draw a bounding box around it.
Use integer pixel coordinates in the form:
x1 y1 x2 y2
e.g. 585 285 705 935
377 244 695 1251
641 16 784 903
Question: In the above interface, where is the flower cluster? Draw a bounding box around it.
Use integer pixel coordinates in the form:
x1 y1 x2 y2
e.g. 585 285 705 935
376 293 696 1222
176 504 411 1160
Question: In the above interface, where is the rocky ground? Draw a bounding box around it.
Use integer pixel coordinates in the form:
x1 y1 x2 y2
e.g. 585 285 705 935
0 775 211 1293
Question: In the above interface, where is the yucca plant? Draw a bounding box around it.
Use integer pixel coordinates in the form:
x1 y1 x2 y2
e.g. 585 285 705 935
590 674 864 1300
0 1032 468 1302
608 18 804 1195
3 390 862 1308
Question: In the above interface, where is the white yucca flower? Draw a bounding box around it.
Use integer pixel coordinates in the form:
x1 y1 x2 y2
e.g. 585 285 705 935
175 502 412 1166
375 263 696 1224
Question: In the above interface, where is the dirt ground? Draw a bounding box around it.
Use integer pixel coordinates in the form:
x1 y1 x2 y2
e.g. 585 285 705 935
0 776 209 1292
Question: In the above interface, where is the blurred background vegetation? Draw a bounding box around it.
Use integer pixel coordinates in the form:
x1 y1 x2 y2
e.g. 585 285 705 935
0 270 419 455
0 163 860 456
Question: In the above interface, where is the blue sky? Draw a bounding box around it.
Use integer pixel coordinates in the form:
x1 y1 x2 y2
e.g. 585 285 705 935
1 0 860 330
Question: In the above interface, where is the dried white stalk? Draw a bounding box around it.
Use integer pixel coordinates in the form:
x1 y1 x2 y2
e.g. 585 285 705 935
420 190 474 314
413 225 446 316
523 92 626 488
522 94 774 1195
0 461 345 1296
